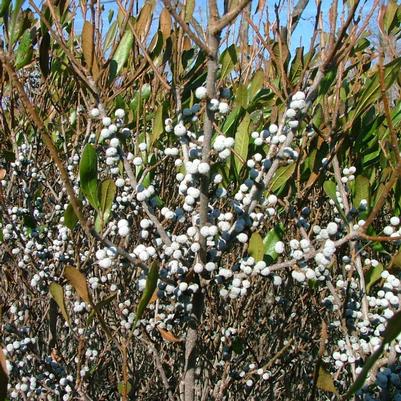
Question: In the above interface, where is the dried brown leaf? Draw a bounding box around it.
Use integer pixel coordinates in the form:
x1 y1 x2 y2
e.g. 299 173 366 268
64 266 90 304
158 327 182 343
159 8 171 39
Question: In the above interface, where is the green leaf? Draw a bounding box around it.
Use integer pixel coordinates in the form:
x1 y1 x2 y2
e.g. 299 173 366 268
130 83 151 117
346 345 384 398
117 382 132 396
317 366 338 394
383 0 399 33
150 102 166 146
346 309 401 397
270 164 296 193
222 106 244 135
353 58 401 120
220 44 237 80
318 68 336 97
96 179 116 232
323 180 347 221
233 113 250 174
382 309 401 344
49 283 70 325
134 261 159 326
247 69 264 103
184 0 195 22
289 47 304 84
15 30 32 70
234 84 248 109
104 20 117 51
353 175 370 209
0 0 11 18
365 263 383 294
9 0 24 44
79 144 99 209
231 337 244 354
109 29 133 81
248 232 264 262
263 225 284 261
64 202 79 229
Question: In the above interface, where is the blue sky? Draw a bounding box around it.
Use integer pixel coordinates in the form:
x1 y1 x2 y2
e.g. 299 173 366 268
29 0 374 54
69 0 330 53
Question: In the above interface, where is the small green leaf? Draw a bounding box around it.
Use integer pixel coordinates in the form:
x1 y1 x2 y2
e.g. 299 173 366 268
233 113 250 174
346 309 401 397
234 84 248 109
353 175 370 209
151 102 166 146
15 30 33 70
104 20 117 51
346 345 383 398
118 382 132 396
79 144 99 209
109 29 133 81
289 47 304 84
130 83 151 116
247 69 264 103
323 180 347 221
248 232 264 262
49 283 70 325
220 44 237 80
263 225 283 261
9 0 25 44
134 261 159 326
382 309 401 344
365 263 383 294
270 164 296 193
64 202 79 229
0 0 11 18
222 106 244 136
96 179 116 232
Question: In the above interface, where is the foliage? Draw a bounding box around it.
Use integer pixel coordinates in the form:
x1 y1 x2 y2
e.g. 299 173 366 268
0 1 401 401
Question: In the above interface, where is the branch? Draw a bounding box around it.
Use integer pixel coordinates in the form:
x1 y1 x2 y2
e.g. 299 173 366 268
0 50 141 268
210 0 252 34
116 0 171 91
161 0 213 57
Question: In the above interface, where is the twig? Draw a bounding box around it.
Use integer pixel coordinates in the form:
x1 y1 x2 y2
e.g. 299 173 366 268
161 0 213 57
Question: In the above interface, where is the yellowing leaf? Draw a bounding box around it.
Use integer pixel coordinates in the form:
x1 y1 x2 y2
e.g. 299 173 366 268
64 266 90 304
317 366 337 394
135 1 155 42
248 232 264 262
82 21 100 79
49 283 70 325
184 0 195 22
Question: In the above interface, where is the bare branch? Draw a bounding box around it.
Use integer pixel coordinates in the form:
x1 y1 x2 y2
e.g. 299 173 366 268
161 0 213 57
210 0 252 34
